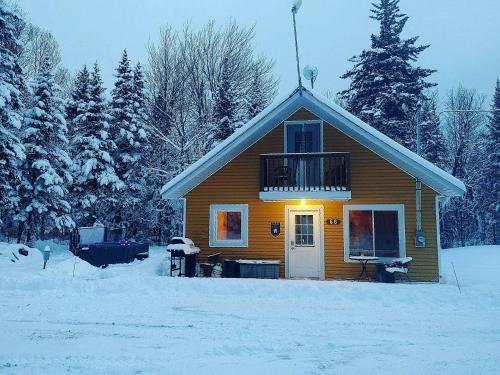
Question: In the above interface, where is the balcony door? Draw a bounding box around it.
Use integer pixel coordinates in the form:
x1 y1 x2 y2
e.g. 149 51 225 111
285 121 322 189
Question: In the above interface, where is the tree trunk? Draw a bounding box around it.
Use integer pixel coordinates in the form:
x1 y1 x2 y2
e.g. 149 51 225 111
16 221 25 244
25 212 34 246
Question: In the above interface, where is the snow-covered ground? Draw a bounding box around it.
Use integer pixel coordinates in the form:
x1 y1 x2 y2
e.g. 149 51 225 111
1 242 499 374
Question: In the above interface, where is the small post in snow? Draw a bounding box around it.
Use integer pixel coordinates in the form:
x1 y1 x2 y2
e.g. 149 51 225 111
451 262 461 294
43 245 51 269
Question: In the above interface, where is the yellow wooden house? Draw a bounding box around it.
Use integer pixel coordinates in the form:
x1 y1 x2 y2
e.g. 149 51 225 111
161 86 465 281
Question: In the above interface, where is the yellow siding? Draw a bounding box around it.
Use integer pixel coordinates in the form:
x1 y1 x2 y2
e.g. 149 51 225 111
185 108 439 281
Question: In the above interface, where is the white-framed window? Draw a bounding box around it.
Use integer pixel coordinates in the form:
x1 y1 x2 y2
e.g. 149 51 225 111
343 204 406 261
209 204 248 248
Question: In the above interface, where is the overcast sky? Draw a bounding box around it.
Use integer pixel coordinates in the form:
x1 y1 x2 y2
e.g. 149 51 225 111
18 0 500 103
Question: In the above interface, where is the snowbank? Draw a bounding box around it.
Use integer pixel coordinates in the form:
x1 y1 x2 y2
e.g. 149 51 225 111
0 244 499 374
0 241 42 268
441 245 500 291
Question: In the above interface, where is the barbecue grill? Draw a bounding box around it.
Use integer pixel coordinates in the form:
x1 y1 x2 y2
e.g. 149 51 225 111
166 237 200 277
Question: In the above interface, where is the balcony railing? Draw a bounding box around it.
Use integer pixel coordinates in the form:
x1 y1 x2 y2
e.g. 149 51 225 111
260 152 351 193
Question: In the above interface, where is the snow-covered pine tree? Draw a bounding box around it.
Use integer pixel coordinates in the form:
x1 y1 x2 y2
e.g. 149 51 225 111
247 61 275 119
132 62 147 122
483 79 500 243
213 57 236 143
419 94 447 169
0 1 26 224
125 62 149 238
109 50 147 234
212 56 246 145
339 0 435 150
66 65 90 139
17 58 74 242
71 63 123 227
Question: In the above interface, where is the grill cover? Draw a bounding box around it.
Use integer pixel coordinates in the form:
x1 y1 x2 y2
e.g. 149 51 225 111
166 237 200 255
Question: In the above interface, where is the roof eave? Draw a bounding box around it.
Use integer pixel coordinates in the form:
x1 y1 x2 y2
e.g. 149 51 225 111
161 86 466 200
161 88 303 199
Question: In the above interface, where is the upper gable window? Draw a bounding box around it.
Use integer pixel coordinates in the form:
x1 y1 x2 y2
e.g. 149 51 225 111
285 121 323 153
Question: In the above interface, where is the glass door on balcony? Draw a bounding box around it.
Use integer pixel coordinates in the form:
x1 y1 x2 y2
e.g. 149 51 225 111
285 122 322 189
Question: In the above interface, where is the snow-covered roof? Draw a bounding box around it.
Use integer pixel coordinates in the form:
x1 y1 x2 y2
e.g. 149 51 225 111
161 86 466 199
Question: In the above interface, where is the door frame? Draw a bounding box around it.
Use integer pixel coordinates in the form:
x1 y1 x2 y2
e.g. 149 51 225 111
284 204 325 280
283 120 324 153
284 120 325 188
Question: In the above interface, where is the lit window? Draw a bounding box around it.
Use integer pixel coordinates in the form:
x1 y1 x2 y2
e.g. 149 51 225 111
210 204 248 247
295 215 314 246
344 205 405 260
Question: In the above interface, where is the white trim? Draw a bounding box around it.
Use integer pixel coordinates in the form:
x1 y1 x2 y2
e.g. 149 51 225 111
435 195 444 282
181 198 187 238
284 120 324 153
161 86 466 199
285 205 325 280
259 190 351 201
209 204 248 248
343 204 406 263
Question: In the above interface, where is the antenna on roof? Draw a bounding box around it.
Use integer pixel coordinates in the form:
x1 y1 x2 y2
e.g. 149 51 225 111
303 65 318 89
291 0 303 95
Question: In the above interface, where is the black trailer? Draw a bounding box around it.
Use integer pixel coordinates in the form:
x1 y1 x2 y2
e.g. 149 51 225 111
70 226 149 267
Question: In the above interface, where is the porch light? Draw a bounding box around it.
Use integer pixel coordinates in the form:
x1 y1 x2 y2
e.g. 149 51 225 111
300 199 306 206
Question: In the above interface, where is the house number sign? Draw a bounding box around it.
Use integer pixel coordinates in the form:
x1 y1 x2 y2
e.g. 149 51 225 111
271 222 280 237
327 218 341 225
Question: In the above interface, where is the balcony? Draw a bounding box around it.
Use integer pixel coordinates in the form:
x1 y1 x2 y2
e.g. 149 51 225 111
259 152 351 200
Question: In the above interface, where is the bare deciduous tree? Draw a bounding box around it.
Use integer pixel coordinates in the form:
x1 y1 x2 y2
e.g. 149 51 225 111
143 21 277 243
441 85 488 246
19 23 72 96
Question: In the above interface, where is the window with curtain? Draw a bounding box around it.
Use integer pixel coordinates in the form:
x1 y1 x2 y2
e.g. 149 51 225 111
209 204 248 247
345 205 404 259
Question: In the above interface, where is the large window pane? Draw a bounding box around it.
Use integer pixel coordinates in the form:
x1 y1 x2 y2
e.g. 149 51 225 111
349 210 373 256
374 211 399 257
216 211 242 240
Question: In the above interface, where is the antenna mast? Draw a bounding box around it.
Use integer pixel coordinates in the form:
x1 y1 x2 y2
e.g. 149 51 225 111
292 0 303 95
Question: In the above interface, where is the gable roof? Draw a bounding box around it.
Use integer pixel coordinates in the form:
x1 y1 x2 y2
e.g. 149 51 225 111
161 86 466 199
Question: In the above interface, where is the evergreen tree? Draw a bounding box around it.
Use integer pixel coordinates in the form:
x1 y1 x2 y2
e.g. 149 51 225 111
17 59 74 242
109 50 147 233
247 62 273 119
213 57 238 143
0 1 26 222
66 65 90 139
132 62 147 123
126 62 149 238
419 94 447 169
71 63 123 226
483 79 500 243
339 0 435 149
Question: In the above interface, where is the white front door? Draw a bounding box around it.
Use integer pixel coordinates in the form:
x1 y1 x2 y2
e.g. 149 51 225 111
287 207 323 279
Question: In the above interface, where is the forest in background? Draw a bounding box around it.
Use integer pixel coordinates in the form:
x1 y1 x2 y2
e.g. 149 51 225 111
0 0 498 247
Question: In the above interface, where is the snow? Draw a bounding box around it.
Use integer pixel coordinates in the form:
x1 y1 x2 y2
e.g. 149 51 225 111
0 242 499 374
